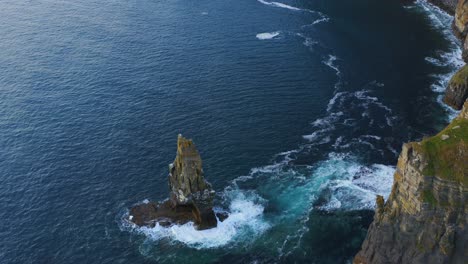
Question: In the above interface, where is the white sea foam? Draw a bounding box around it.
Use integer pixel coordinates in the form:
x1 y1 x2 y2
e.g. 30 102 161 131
314 156 395 211
301 16 331 28
311 17 330 25
411 0 464 120
323 55 341 77
256 32 280 40
296 33 319 50
128 191 269 249
257 0 303 12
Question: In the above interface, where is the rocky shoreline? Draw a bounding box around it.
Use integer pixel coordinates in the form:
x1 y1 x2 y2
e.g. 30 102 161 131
353 1 467 263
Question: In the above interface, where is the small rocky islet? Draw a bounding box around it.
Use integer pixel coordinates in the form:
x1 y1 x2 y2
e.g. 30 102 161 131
128 134 227 230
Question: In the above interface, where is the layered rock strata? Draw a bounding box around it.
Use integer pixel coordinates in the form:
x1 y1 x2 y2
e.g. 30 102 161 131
354 102 468 264
454 0 468 61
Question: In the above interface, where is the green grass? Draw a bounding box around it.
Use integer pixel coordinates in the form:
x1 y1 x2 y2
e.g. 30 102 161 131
418 118 468 186
421 190 437 206
449 64 468 86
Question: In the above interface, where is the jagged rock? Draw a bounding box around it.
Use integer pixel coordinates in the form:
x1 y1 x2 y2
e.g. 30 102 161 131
129 135 220 230
169 135 214 207
168 134 216 229
443 65 468 110
430 0 458 14
454 0 468 37
354 102 468 264
454 0 468 62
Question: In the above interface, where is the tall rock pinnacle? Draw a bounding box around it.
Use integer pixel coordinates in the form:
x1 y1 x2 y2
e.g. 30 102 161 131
129 134 220 230
168 134 214 208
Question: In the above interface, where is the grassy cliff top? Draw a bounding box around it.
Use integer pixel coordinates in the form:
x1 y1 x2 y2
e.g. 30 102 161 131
416 116 468 186
449 64 468 86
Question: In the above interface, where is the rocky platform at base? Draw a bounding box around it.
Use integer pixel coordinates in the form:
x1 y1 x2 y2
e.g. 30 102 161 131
128 135 227 230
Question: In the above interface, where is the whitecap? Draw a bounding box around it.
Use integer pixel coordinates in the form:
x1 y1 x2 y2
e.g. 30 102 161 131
256 32 280 40
130 191 269 249
257 0 301 12
411 0 464 120
314 157 395 211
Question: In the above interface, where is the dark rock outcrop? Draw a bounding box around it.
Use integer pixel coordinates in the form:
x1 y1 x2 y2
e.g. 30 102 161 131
129 135 220 230
430 0 458 14
454 0 468 61
444 65 468 109
354 101 468 264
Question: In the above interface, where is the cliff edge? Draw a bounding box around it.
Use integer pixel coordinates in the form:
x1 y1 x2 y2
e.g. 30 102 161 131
354 101 468 264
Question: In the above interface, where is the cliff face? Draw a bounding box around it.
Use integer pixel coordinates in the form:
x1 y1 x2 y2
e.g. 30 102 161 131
168 134 217 229
444 65 468 110
169 134 214 208
454 0 468 61
354 102 468 264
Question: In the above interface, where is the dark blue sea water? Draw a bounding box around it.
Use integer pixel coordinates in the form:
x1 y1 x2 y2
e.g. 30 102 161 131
0 0 462 263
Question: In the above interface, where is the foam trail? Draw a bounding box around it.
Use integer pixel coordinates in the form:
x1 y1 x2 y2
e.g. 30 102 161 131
256 32 280 40
257 0 319 14
323 55 340 77
411 0 464 120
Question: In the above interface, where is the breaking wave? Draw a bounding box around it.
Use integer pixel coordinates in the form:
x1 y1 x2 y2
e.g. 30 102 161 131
411 0 464 119
256 31 281 40
122 53 397 252
257 0 308 12
121 0 461 255
121 191 269 249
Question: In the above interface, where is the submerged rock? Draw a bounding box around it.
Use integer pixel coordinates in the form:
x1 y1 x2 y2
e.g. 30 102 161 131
129 135 220 230
444 65 468 110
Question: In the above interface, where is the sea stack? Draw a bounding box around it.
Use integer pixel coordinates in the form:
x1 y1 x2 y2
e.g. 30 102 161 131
129 135 219 230
168 134 217 229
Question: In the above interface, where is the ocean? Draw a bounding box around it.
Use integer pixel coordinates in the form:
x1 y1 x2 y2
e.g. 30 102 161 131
0 0 462 263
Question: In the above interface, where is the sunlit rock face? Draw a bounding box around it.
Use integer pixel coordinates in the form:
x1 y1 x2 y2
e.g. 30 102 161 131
354 101 468 264
168 134 217 229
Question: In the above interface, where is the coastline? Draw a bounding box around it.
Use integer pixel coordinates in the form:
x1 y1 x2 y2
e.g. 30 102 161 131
353 0 467 263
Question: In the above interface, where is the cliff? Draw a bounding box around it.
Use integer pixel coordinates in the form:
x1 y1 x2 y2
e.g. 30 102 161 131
454 0 468 61
354 102 468 264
